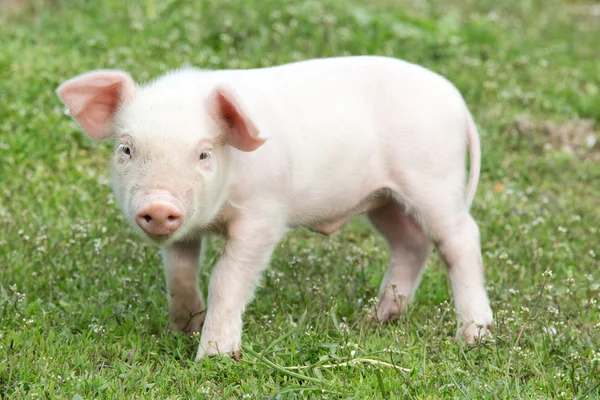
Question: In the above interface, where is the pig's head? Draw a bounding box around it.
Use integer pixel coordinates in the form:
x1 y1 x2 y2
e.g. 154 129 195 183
57 69 266 244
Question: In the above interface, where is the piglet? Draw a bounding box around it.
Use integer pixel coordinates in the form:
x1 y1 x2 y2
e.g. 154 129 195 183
57 56 494 361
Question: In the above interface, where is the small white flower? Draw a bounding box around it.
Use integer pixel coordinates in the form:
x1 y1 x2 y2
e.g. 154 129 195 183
339 323 349 335
543 326 557 335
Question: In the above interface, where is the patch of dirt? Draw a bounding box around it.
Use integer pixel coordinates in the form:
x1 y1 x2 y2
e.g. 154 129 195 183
569 3 600 18
514 114 599 160
0 0 28 13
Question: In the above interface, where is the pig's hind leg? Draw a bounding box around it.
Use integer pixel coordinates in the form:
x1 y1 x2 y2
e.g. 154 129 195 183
400 175 494 344
368 201 431 322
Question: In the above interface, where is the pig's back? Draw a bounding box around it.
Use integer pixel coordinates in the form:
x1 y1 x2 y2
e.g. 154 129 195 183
238 56 467 164
217 57 469 226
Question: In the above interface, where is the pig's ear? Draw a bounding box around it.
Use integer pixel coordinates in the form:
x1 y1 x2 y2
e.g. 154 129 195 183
56 70 136 140
208 85 267 152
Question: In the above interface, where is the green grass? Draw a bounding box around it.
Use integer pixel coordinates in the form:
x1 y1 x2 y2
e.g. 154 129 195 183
1 0 599 398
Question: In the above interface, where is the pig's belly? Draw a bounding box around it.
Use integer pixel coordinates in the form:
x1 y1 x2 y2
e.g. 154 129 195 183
296 188 391 235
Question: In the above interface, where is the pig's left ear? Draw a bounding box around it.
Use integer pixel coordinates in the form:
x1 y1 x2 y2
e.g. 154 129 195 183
207 85 267 152
56 70 136 140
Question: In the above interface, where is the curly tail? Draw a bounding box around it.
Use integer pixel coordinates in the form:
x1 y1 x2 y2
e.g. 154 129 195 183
465 109 481 208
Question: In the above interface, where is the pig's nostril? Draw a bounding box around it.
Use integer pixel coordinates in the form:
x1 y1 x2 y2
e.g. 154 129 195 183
167 215 177 222
143 215 152 223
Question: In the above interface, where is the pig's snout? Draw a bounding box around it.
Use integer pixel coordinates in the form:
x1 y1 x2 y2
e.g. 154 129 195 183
135 202 183 236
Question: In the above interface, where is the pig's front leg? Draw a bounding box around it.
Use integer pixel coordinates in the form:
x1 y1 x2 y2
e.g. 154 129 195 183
161 240 205 333
195 217 284 361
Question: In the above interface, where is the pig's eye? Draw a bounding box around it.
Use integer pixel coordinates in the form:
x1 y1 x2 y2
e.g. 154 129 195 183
199 152 210 160
121 146 132 156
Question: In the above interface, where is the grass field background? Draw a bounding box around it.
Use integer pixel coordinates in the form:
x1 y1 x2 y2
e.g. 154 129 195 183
1 0 599 398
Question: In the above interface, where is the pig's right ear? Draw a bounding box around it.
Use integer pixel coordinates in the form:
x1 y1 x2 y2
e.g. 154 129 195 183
207 85 267 152
56 70 136 140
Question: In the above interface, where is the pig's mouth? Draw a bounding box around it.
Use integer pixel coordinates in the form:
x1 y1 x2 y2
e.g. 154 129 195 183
140 222 193 245
145 232 173 244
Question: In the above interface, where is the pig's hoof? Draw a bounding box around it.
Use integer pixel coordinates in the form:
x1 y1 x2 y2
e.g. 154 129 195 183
195 343 241 362
455 320 494 345
168 309 206 334
195 318 243 361
375 287 408 322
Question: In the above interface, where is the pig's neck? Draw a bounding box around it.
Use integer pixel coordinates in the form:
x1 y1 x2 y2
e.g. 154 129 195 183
196 152 241 236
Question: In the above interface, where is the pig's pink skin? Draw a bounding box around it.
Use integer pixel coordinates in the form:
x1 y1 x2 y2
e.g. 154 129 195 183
56 70 135 140
57 56 493 360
